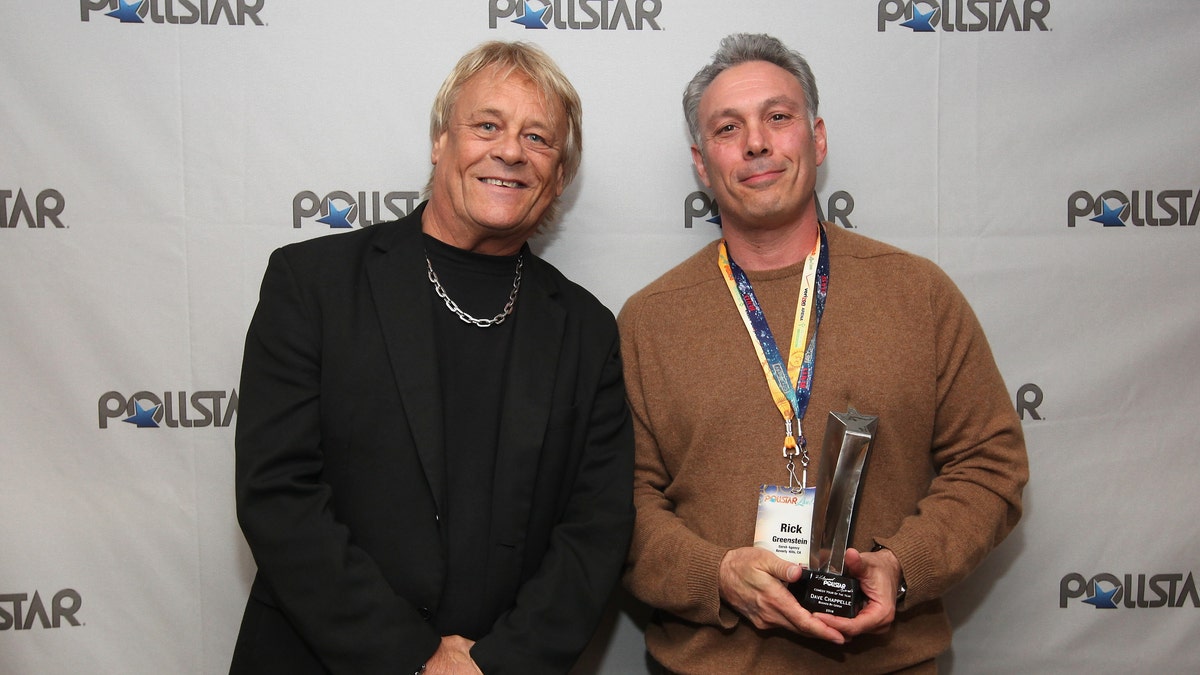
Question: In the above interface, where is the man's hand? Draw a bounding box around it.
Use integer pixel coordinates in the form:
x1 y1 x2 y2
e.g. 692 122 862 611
718 547 845 643
423 635 483 675
813 547 901 638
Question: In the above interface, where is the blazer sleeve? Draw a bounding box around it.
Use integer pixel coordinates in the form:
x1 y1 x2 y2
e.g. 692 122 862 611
470 322 636 674
235 247 440 674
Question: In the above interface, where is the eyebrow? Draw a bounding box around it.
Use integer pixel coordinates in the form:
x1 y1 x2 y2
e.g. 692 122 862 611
468 106 505 120
466 107 557 139
709 95 804 121
760 95 803 111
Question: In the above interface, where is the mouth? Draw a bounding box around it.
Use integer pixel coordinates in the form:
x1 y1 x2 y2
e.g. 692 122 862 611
738 157 788 183
479 177 527 189
740 168 784 185
739 164 787 180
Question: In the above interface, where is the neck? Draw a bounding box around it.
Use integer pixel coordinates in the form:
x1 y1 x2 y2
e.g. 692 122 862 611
421 203 527 257
722 218 820 271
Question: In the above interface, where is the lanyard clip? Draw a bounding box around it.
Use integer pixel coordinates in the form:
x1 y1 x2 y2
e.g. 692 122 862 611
784 417 809 489
783 415 810 489
782 415 809 462
783 417 799 458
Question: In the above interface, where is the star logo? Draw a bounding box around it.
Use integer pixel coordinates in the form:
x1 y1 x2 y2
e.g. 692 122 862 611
513 1 549 29
123 401 160 428
901 5 937 32
106 0 145 23
1082 582 1119 608
317 199 355 229
1090 199 1126 227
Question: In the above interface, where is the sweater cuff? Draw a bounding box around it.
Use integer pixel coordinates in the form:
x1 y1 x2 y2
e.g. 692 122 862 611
875 536 933 607
687 541 738 628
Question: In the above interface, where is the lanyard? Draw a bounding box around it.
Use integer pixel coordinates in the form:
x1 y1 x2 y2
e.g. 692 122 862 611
718 225 830 486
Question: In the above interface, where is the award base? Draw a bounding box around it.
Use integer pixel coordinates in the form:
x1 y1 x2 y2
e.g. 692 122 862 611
793 569 864 618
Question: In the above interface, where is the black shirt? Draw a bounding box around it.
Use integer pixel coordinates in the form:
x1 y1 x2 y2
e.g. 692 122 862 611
423 233 522 639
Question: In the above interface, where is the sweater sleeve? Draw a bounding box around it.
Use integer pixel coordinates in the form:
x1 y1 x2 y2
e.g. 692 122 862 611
875 266 1028 607
617 294 739 629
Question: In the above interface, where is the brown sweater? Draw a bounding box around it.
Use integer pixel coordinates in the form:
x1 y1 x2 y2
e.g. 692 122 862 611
618 224 1028 674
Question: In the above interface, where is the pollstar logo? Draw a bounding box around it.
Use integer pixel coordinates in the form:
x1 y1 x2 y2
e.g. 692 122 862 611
1015 383 1043 421
1060 572 1200 609
877 0 1050 32
80 0 265 25
292 190 421 229
489 0 662 31
98 390 238 429
1068 189 1198 228
0 590 82 630
685 190 856 229
1 189 65 229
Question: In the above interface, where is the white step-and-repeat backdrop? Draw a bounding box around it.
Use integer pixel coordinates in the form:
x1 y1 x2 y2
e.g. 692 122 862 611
3 1 1197 672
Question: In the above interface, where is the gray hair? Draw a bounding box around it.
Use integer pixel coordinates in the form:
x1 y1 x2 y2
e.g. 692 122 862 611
683 33 819 146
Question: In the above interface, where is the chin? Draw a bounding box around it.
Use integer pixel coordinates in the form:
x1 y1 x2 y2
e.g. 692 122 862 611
473 216 537 235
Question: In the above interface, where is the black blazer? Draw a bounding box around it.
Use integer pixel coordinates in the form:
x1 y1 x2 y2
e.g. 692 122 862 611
230 204 634 674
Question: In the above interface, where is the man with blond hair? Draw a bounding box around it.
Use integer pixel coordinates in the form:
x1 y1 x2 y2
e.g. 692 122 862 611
232 41 633 674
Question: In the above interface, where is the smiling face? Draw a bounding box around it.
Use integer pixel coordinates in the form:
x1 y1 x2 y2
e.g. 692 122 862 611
423 66 568 255
691 60 827 236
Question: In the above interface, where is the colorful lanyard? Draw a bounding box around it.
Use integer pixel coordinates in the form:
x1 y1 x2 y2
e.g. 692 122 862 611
718 225 830 485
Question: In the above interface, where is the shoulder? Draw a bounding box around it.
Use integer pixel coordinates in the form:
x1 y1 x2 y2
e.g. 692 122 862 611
823 224 979 340
259 210 425 296
824 223 954 288
619 239 722 325
826 223 918 263
277 215 419 266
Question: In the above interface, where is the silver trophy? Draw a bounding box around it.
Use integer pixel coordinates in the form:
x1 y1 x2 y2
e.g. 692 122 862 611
792 408 878 617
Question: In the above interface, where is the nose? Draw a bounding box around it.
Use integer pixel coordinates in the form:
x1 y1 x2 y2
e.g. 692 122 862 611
744 122 770 158
493 130 527 165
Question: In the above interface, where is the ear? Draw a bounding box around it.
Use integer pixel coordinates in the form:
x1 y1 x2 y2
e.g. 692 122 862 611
690 144 711 188
431 131 447 165
812 117 828 167
553 161 566 197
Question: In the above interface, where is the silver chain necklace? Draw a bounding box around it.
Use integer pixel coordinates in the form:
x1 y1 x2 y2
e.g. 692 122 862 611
425 253 523 328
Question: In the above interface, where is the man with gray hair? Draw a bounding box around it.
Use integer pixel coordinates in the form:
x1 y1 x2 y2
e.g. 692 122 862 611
232 41 634 674
620 33 1027 672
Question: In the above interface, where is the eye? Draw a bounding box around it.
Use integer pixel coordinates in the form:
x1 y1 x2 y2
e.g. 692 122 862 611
769 113 791 123
716 123 738 135
526 132 546 144
479 122 498 132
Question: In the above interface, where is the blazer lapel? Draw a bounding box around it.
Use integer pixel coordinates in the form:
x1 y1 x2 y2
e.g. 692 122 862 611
364 210 447 515
492 256 565 543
